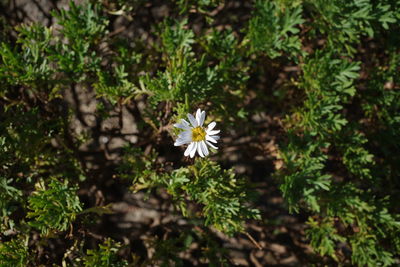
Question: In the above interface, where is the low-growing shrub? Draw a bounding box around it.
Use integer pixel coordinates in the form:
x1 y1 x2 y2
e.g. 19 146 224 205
0 0 399 265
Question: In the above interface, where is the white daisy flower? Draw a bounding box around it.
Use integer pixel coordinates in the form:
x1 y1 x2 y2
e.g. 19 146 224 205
173 108 220 158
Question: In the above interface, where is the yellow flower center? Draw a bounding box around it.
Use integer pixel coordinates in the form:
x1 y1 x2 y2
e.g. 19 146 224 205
192 127 206 142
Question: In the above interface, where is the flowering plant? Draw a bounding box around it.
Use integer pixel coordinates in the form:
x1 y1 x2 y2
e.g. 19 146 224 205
174 109 220 157
1 0 399 266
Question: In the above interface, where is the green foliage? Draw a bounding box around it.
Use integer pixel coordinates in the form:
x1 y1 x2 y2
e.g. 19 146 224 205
361 51 400 181
140 19 202 104
278 1 400 264
0 1 140 104
144 231 194 266
279 50 362 212
93 64 138 104
27 179 83 234
170 159 261 235
0 1 108 89
1 0 400 265
0 175 22 227
306 217 345 260
0 23 52 88
140 19 249 124
0 104 84 236
175 0 222 14
247 0 305 59
82 238 128 267
144 228 229 266
279 47 400 264
119 146 162 191
50 1 108 78
305 0 398 53
121 148 260 236
0 236 29 267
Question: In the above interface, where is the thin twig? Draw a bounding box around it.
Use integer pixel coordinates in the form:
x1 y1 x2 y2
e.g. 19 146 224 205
244 231 262 250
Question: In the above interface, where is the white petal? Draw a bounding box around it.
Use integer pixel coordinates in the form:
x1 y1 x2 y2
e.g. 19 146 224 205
198 111 206 126
178 130 192 139
206 135 217 143
187 113 198 127
206 141 218 149
200 141 209 156
190 142 198 158
174 140 187 146
181 119 190 125
174 119 190 129
174 135 191 146
184 142 195 156
210 135 220 140
197 142 204 157
196 109 202 124
207 121 216 131
206 129 220 135
173 123 182 128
